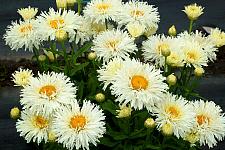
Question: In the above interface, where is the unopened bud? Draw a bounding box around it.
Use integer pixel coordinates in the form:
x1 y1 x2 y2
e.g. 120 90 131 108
158 43 171 57
38 55 46 62
162 123 173 136
56 29 67 42
116 105 132 118
144 118 156 128
168 25 177 36
10 107 20 119
166 74 177 86
88 52 97 61
56 0 67 9
95 93 105 102
67 0 77 7
194 67 204 77
48 131 56 142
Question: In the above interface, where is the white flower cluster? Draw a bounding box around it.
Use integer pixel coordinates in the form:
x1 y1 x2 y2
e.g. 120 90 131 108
14 71 106 150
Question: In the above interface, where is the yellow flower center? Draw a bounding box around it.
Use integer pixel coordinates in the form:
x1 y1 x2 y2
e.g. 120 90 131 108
157 43 169 54
19 24 33 35
70 115 86 130
166 106 181 119
106 39 120 51
196 114 210 125
96 3 112 14
39 85 57 97
131 75 148 90
33 116 48 129
49 19 64 29
130 9 144 17
186 50 200 63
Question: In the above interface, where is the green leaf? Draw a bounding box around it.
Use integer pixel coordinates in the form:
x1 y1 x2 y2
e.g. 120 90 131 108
74 42 92 60
145 144 161 150
70 62 89 76
101 100 118 115
77 80 84 99
129 129 146 139
99 137 120 147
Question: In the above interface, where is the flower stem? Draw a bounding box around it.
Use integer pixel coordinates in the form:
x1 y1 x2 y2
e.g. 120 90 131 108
189 20 194 33
77 0 83 15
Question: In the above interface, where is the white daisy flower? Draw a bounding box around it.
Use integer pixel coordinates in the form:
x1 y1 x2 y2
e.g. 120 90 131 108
4 19 41 51
208 28 225 48
180 40 208 67
117 0 159 30
52 100 106 150
16 109 52 144
12 68 33 87
97 57 124 90
191 100 225 148
20 72 77 116
179 31 218 62
36 8 82 42
153 93 195 138
142 35 174 67
92 29 137 62
83 0 122 24
110 59 168 111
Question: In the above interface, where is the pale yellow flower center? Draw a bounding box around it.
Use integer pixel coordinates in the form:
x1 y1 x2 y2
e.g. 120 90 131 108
106 39 120 51
39 85 57 97
130 9 144 17
186 50 200 63
166 106 181 119
70 115 86 129
131 75 148 90
196 114 210 125
95 3 112 14
33 116 49 129
49 19 64 29
19 24 33 35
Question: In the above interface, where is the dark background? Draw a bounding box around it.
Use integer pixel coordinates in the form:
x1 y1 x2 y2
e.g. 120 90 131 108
0 0 225 150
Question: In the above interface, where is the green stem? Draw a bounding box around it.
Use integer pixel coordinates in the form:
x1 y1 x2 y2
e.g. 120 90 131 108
164 56 168 76
33 47 41 68
77 0 83 15
61 42 69 74
189 20 194 33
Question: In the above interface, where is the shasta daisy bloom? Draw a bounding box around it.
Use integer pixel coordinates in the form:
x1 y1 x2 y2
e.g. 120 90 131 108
97 57 123 90
17 6 38 20
117 0 159 29
142 35 174 67
4 19 41 51
20 72 77 116
181 40 208 67
183 3 204 21
83 0 122 24
36 8 82 41
178 31 218 62
92 29 137 62
16 109 52 144
110 59 168 111
191 100 225 148
52 100 106 150
12 68 33 87
208 28 225 47
153 93 195 138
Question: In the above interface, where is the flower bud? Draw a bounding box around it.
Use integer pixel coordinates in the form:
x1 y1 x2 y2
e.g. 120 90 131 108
144 118 156 128
10 107 20 119
116 105 132 118
158 43 171 57
168 25 177 36
184 131 200 144
56 0 67 9
95 93 105 102
48 131 56 142
194 67 204 77
162 123 173 136
38 55 46 62
166 74 177 86
67 0 77 7
44 50 58 62
88 52 97 61
56 29 68 42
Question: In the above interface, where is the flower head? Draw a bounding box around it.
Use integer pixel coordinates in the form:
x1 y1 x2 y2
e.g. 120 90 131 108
12 68 33 87
183 3 204 21
208 28 225 47
17 6 38 20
